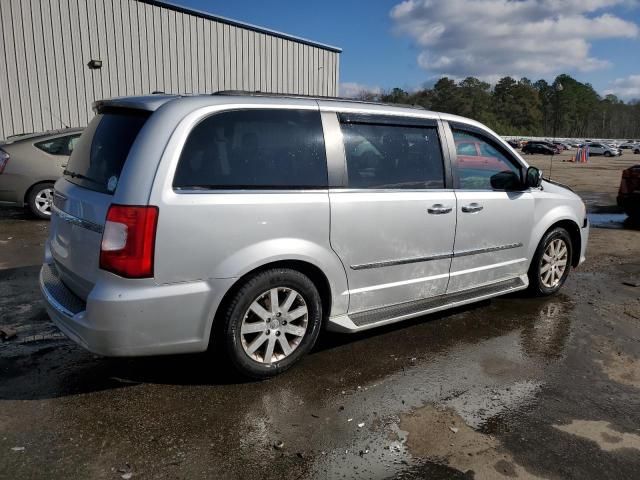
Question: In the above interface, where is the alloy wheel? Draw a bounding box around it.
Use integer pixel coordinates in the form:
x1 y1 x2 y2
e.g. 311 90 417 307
240 287 308 364
540 238 568 289
34 188 53 216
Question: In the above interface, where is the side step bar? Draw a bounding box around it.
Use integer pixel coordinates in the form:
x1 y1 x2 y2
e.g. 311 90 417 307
327 277 527 333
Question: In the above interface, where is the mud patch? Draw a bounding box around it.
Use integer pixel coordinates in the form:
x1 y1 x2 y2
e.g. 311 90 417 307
554 420 640 452
400 405 545 479
596 353 640 388
593 336 640 388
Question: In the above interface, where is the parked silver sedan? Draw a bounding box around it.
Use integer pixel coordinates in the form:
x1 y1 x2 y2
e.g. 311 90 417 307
0 128 83 218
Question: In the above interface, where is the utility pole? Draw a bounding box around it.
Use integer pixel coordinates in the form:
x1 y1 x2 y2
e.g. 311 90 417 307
550 81 563 180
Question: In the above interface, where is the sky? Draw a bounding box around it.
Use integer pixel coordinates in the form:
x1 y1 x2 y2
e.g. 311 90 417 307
176 0 640 100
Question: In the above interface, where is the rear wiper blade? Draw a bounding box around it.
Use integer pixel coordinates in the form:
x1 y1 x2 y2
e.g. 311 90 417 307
63 170 104 186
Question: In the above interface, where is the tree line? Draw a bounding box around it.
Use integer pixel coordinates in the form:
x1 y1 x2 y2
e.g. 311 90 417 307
356 74 640 139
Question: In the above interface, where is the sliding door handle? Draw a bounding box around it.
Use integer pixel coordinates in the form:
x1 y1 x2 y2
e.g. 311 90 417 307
428 204 452 215
461 203 483 213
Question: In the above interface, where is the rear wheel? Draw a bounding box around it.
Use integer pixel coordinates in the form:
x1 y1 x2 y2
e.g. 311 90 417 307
527 227 572 296
27 182 54 219
221 268 322 379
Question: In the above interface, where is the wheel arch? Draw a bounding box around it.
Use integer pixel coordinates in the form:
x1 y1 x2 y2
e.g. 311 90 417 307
207 259 334 349
24 180 56 205
535 218 582 267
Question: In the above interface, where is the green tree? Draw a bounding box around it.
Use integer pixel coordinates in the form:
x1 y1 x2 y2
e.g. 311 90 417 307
352 73 640 138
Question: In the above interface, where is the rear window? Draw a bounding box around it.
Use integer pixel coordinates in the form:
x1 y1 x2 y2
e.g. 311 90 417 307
173 109 327 189
64 110 150 194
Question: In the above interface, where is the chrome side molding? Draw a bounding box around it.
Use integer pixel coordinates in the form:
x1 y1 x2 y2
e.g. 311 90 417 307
350 242 523 270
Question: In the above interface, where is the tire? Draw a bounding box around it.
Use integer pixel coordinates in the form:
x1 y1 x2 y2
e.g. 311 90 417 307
527 227 573 296
604 151 612 157
27 182 54 219
220 268 323 379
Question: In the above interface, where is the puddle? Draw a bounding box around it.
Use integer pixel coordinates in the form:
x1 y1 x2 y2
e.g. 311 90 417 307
587 213 640 230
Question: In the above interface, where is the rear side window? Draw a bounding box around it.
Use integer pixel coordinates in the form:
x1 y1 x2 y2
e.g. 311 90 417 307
35 134 81 156
173 109 327 189
64 110 150 194
340 122 444 189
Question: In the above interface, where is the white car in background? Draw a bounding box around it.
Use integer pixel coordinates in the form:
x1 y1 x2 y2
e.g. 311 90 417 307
587 142 621 157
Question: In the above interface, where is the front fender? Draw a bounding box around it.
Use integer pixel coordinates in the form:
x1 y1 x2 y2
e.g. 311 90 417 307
528 205 582 268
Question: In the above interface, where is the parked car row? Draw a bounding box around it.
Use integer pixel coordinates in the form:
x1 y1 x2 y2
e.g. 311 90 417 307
505 137 640 155
514 139 635 157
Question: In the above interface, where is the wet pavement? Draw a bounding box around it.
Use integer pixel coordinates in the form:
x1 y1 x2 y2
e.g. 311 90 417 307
1 206 640 479
587 213 640 231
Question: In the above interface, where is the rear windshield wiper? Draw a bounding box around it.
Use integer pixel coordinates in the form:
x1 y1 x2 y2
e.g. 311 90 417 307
63 170 104 187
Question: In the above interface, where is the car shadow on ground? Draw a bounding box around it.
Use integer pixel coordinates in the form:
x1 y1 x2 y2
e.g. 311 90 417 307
0 259 572 401
0 206 37 220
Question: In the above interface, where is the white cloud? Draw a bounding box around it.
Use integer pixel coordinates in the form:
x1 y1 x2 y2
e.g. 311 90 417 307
340 82 382 98
391 0 640 80
604 74 640 99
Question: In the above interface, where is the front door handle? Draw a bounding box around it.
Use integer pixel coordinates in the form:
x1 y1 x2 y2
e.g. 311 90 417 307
461 203 483 213
428 204 452 215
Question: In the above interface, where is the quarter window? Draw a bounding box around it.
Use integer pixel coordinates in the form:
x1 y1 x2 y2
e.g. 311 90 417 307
35 134 81 156
452 129 521 190
340 122 445 189
173 109 328 189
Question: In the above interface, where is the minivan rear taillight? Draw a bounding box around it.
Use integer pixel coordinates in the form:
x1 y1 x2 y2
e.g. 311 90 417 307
0 149 9 174
100 205 159 278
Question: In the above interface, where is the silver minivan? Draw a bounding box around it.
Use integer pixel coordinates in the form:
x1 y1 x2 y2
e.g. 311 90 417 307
41 93 589 378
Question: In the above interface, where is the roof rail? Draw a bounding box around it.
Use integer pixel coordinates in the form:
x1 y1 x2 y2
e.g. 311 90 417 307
211 90 427 111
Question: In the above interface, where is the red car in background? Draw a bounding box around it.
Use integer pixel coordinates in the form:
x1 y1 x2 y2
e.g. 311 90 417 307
455 140 510 171
618 165 640 219
454 139 521 190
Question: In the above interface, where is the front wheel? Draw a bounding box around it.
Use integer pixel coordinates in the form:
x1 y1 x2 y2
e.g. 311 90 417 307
604 151 612 157
221 268 323 379
27 182 54 219
527 227 572 296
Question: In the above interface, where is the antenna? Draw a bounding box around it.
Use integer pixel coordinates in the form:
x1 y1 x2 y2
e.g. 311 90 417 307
41 105 70 129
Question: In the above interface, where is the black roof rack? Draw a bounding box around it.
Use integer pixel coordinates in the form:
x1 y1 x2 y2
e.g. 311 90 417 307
211 90 427 111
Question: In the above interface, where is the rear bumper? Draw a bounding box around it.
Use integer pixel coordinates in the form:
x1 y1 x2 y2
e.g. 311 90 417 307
40 262 231 356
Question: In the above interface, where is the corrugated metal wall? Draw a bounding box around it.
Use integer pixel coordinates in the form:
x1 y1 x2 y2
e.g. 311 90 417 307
0 0 341 140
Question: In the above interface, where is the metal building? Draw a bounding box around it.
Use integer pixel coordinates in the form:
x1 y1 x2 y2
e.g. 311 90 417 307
0 0 341 140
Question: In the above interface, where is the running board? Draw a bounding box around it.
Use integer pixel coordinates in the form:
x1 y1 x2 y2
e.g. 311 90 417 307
326 277 527 333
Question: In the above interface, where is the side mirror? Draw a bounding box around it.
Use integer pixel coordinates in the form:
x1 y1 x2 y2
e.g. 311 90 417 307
490 170 522 191
526 166 543 188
